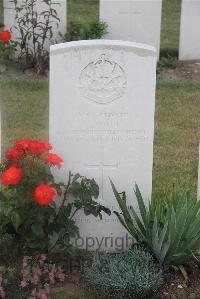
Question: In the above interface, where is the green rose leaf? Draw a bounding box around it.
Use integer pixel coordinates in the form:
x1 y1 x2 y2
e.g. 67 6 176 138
11 212 21 231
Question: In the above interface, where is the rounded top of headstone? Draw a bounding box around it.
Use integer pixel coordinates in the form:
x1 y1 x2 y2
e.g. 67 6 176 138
50 40 156 57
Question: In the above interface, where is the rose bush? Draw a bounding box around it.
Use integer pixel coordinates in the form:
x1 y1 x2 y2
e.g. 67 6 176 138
0 27 16 62
0 139 110 258
10 0 61 74
0 29 12 44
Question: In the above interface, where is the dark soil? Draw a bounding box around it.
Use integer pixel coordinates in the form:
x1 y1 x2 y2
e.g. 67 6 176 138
0 60 48 81
159 60 200 82
160 262 200 299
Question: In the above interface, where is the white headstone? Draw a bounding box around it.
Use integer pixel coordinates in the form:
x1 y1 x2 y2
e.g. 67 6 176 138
179 0 200 61
50 40 157 251
100 0 162 57
3 0 66 46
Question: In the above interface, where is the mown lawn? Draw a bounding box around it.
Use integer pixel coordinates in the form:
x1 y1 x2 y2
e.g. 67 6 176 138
1 0 181 52
1 78 199 194
153 80 200 193
160 0 181 51
68 0 99 24
1 80 49 151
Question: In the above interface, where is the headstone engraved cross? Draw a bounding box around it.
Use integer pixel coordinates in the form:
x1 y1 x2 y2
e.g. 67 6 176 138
85 146 118 200
50 40 157 251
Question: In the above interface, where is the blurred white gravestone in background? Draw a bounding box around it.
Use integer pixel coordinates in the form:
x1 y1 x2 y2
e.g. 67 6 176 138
179 0 200 60
50 40 157 251
100 0 162 57
3 0 67 46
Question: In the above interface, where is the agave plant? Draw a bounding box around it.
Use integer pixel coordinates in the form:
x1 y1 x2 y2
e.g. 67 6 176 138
110 179 200 272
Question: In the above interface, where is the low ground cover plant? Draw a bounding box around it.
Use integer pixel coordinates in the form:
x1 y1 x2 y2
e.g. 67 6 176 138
0 266 16 299
0 139 110 258
0 253 67 298
64 20 108 42
20 254 65 298
157 54 182 74
110 180 200 278
84 246 163 298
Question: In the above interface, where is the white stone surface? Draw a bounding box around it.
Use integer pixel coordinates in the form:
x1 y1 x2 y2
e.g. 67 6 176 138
3 0 66 46
179 0 200 61
50 40 157 251
100 0 162 57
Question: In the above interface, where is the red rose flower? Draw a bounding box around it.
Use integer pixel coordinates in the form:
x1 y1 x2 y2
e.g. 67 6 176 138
0 29 12 44
15 139 30 150
28 140 47 155
44 153 63 168
5 148 20 162
1 166 22 185
15 140 52 155
34 185 56 206
42 142 53 151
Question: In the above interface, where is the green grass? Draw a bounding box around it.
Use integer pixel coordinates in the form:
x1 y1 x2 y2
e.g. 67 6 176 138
68 0 99 24
160 0 181 52
153 80 200 193
0 80 49 151
1 79 200 194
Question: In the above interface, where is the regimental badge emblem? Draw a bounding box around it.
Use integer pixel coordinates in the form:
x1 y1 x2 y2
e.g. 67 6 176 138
79 54 127 104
